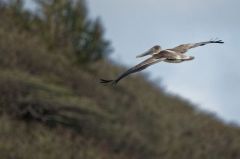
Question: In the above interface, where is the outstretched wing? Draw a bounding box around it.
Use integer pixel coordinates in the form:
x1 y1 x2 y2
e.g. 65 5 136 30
136 45 161 58
100 57 166 85
170 39 224 54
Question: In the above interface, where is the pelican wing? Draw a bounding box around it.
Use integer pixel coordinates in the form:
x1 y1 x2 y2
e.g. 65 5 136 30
170 40 224 54
100 57 166 85
136 45 161 58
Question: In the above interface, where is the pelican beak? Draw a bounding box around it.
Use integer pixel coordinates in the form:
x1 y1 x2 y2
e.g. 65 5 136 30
136 50 151 58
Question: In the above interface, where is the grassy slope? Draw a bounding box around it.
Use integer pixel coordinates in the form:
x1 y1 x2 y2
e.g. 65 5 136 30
0 16 240 159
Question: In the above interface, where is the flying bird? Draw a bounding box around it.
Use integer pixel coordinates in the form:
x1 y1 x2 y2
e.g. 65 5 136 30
100 39 224 85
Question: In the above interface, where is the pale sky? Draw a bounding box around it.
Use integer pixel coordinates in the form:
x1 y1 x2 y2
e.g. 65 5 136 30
87 0 240 123
24 0 240 123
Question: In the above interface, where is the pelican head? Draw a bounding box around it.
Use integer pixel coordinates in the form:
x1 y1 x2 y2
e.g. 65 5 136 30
152 45 161 52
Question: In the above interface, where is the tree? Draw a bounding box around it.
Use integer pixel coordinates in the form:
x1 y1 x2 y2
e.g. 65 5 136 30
0 0 111 63
35 0 111 62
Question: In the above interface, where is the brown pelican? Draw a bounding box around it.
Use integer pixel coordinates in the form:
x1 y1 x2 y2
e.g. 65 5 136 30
100 39 224 85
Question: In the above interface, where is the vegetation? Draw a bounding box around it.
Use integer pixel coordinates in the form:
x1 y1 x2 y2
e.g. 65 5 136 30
0 0 240 159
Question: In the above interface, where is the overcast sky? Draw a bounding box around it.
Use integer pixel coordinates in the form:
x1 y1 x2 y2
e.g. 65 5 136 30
86 0 240 123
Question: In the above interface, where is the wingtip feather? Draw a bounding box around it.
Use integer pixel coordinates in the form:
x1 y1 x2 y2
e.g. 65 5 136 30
210 39 224 44
100 79 117 86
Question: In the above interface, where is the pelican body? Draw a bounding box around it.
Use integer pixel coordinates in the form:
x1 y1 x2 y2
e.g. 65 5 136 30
100 40 224 85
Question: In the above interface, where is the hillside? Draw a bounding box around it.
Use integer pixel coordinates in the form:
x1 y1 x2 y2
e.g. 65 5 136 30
0 1 240 159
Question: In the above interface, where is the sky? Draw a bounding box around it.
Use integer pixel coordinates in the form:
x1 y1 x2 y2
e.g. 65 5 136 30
86 0 240 123
24 0 240 123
